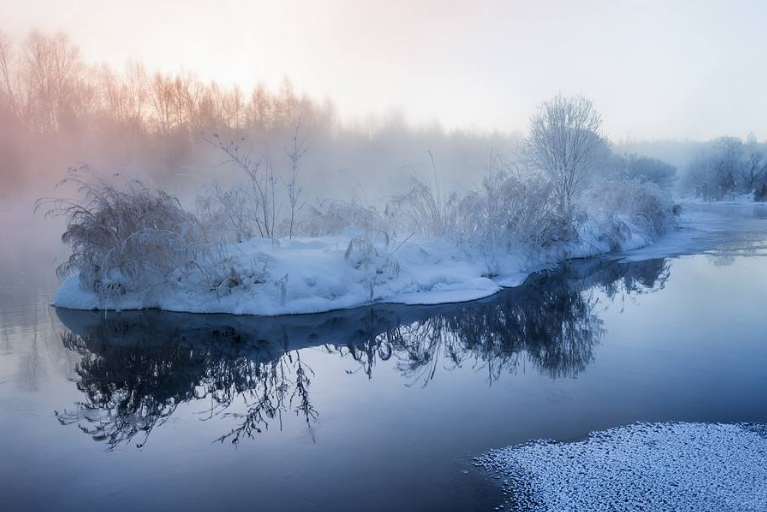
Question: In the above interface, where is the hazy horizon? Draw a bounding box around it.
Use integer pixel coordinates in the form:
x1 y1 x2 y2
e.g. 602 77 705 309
3 0 767 141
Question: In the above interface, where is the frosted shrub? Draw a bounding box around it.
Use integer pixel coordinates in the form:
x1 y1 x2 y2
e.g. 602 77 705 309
386 175 459 237
456 171 578 251
206 134 279 239
344 232 400 301
297 199 386 236
37 167 208 302
196 183 257 243
204 257 268 298
584 180 675 246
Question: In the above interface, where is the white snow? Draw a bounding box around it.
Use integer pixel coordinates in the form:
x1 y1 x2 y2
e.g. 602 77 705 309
52 218 657 315
55 235 507 314
477 422 767 512
53 206 738 316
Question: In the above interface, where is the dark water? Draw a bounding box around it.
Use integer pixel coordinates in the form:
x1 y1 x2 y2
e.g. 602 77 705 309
2 205 767 512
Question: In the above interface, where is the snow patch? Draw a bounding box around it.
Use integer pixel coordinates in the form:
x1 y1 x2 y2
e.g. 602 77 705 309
477 422 767 512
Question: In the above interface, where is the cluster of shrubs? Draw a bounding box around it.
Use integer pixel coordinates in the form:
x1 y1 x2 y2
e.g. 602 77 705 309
305 162 676 258
41 155 677 306
42 94 680 305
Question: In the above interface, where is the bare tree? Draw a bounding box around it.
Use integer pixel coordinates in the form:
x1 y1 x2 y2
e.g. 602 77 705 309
99 64 128 124
742 151 767 190
124 60 148 129
149 72 176 136
227 85 244 131
249 82 271 130
206 133 279 240
525 94 610 212
711 136 743 195
0 29 19 118
22 30 85 132
284 117 307 239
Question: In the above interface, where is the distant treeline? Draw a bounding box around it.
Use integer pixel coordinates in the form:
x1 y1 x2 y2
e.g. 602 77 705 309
0 29 515 199
681 136 767 201
2 28 764 203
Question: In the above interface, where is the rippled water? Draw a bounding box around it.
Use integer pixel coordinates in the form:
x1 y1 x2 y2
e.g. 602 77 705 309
2 205 767 511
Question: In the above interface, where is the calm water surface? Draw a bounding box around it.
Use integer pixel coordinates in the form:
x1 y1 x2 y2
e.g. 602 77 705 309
1 205 767 512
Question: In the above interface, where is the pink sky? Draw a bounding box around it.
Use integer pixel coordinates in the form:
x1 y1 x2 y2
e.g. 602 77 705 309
3 0 767 140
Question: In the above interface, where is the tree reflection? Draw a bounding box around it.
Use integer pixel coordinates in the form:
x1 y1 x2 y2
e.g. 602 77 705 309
56 320 313 448
352 270 602 387
55 257 670 448
335 258 671 385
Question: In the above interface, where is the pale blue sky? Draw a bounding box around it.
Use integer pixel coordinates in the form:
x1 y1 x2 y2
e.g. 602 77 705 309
2 0 766 140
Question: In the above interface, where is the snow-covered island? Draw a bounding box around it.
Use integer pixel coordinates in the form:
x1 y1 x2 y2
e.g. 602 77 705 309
43 96 687 316
43 93 767 317
53 217 666 316
47 173 678 315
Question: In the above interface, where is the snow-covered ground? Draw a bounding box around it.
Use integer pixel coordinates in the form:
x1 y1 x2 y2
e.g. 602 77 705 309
55 235 498 314
53 214 664 315
477 422 767 512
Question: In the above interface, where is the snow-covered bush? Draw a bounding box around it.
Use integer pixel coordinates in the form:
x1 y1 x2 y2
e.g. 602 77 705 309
455 171 579 252
344 232 400 301
297 199 386 236
583 180 675 248
37 167 208 302
386 174 459 237
206 134 280 239
195 182 257 243
204 257 268 298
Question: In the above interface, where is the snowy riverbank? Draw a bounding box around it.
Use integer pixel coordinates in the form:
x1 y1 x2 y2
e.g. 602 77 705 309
54 201 767 316
54 211 669 315
477 422 767 512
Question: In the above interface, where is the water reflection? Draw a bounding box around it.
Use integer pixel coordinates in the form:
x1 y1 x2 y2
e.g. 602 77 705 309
54 257 670 448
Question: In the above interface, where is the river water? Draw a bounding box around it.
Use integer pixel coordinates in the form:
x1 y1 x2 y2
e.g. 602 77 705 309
1 205 766 511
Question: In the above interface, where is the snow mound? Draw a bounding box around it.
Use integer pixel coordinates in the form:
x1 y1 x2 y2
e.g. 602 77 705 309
54 235 508 315
477 422 767 512
52 215 675 316
53 216 670 316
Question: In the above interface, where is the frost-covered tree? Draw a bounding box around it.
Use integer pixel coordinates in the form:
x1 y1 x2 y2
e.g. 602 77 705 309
525 95 610 213
711 136 743 194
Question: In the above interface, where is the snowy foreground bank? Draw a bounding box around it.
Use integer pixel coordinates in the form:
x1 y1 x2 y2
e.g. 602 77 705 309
477 422 767 512
54 214 664 315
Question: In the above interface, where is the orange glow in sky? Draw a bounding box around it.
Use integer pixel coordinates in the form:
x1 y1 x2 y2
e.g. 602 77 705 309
3 0 767 139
